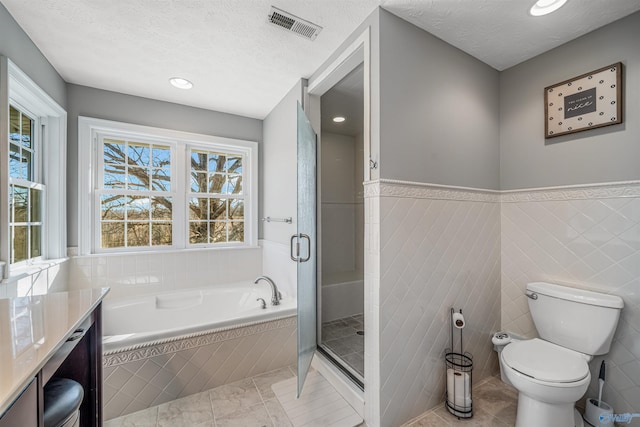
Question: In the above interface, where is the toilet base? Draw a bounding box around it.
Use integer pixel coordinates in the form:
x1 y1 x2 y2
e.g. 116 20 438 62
515 393 584 427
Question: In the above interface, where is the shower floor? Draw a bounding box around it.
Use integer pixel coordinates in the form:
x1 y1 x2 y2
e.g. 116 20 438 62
321 314 365 379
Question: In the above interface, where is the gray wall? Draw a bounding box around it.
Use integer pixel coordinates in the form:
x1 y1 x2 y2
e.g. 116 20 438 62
0 3 66 108
500 11 640 190
66 83 262 246
379 9 500 190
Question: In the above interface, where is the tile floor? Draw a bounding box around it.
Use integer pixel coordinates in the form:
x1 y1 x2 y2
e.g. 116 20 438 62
402 376 518 427
320 314 365 378
105 367 516 427
104 366 298 427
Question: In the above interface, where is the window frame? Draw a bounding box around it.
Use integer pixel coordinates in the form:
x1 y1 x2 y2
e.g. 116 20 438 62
78 117 258 255
186 144 248 247
9 103 45 266
94 132 179 252
1 57 67 279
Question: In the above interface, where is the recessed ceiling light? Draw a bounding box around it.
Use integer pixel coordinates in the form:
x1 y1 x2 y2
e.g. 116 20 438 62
529 0 567 16
332 116 346 123
169 77 193 90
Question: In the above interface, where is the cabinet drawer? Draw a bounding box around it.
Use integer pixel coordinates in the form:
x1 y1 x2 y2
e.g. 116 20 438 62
0 379 37 427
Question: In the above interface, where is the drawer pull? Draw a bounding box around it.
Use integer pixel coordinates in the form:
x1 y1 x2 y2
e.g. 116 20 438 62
66 329 85 342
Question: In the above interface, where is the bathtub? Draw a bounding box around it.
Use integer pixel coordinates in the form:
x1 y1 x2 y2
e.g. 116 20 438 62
103 281 296 351
101 281 297 420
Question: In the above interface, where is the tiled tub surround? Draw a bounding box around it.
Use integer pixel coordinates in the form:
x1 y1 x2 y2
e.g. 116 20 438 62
103 315 297 420
501 181 640 419
366 180 502 427
68 247 262 300
0 258 70 298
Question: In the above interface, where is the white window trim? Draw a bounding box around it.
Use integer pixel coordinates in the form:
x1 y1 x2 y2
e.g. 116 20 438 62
78 116 258 255
0 57 67 279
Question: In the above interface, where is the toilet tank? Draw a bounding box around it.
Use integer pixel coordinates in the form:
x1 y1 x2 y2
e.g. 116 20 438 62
527 282 624 355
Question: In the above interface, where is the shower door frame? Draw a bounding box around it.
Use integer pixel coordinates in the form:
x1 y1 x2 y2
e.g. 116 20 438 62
304 27 372 409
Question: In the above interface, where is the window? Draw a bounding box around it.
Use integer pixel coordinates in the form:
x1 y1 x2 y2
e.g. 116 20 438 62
78 117 257 255
98 138 173 249
188 148 244 244
1 59 67 277
9 105 44 264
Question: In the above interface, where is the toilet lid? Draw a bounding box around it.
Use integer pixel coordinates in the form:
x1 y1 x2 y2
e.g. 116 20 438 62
502 338 589 383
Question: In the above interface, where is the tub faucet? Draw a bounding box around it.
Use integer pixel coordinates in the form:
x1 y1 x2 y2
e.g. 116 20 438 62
254 276 282 306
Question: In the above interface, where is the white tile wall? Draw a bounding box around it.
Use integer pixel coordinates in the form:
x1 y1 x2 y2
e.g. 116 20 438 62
364 182 381 427
0 259 70 298
68 247 262 299
261 239 297 298
501 181 640 418
369 180 502 427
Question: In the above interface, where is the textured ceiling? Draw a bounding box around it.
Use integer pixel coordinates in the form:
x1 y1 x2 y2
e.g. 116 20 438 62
0 0 380 119
382 0 640 71
2 1 639 119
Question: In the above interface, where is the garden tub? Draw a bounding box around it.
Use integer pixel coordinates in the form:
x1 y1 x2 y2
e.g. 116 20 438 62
101 281 297 420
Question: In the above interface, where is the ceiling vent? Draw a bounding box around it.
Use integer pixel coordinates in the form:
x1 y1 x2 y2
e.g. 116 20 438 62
267 6 322 41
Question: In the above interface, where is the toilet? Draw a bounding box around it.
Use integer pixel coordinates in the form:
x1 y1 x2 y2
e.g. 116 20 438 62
500 282 624 427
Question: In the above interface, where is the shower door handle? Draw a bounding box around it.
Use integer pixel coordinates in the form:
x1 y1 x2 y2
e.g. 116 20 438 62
299 234 311 262
290 234 311 262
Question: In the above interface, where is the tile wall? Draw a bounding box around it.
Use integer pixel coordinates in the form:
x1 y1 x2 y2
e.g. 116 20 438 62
367 180 502 427
68 247 262 299
0 259 70 298
260 239 297 298
501 181 640 417
364 181 381 427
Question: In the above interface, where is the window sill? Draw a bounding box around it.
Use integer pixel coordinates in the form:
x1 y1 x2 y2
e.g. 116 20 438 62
1 258 69 285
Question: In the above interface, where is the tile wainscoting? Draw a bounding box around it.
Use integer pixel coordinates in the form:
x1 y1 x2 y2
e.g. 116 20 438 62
103 315 297 420
0 259 69 298
365 180 502 427
501 180 640 417
67 247 262 300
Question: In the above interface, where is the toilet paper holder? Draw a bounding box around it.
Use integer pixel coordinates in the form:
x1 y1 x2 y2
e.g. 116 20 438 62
445 308 473 419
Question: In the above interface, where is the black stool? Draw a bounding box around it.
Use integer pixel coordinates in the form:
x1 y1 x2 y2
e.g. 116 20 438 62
43 378 84 427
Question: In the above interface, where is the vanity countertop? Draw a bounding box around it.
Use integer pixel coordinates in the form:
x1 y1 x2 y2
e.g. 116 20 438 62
0 288 109 417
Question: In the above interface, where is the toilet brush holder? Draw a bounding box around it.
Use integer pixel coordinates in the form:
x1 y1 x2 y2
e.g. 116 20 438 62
584 398 613 427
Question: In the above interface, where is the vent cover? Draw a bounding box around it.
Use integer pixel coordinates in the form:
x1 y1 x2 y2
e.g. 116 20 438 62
267 6 322 41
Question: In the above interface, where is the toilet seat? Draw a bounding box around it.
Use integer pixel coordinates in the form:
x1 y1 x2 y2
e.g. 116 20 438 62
502 338 589 383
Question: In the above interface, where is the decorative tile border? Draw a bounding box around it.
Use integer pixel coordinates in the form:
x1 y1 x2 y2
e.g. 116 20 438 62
501 180 640 202
363 179 640 203
364 179 500 202
104 315 296 367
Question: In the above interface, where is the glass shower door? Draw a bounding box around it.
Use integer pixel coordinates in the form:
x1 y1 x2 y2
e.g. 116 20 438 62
295 102 317 397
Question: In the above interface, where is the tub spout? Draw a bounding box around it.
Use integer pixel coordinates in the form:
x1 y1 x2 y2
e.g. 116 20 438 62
254 276 282 306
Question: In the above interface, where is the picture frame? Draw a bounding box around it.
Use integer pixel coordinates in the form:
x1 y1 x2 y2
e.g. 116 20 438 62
544 62 622 139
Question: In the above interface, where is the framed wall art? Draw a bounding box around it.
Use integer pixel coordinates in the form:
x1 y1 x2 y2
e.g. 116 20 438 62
544 62 623 139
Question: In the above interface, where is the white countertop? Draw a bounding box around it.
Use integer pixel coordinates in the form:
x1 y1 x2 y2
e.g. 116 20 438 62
0 288 109 416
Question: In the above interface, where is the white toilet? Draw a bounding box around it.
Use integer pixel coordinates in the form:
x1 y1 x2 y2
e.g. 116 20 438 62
500 282 624 427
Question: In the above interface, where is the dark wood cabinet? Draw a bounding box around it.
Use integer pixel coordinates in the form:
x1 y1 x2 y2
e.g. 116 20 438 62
0 379 38 427
0 301 103 427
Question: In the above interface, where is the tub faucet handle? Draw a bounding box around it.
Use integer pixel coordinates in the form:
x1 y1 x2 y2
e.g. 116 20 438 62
256 298 267 309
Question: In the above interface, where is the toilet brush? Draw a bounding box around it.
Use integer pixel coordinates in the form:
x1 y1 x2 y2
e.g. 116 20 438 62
597 360 606 406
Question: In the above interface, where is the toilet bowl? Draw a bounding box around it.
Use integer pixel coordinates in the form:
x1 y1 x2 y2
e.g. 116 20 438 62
501 338 590 427
499 282 623 427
